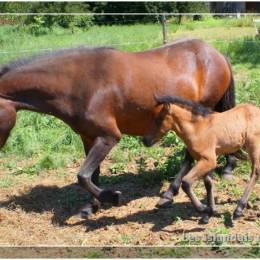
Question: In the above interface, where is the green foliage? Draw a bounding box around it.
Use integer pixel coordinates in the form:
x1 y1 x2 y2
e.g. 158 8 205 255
0 177 14 188
1 111 83 173
118 136 142 150
19 2 93 33
26 16 50 36
217 37 260 65
109 162 126 174
90 2 178 24
176 2 209 13
0 2 209 27
227 16 254 27
161 131 181 147
156 145 185 179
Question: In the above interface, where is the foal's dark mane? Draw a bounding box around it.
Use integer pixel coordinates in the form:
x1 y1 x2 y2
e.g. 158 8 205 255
155 95 212 116
0 46 114 77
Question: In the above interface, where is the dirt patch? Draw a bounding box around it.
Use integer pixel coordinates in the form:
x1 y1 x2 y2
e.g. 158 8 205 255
0 158 259 251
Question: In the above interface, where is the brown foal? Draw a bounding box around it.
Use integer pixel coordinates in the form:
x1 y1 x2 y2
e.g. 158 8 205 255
143 96 260 222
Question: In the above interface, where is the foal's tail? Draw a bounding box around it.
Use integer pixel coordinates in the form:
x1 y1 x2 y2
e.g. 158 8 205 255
214 58 236 112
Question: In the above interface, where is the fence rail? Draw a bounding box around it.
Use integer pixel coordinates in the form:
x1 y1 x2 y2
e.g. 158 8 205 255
0 13 259 16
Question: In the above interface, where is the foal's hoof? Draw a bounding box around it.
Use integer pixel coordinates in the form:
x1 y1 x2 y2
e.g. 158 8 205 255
199 214 210 225
156 191 173 208
80 202 100 219
99 190 122 206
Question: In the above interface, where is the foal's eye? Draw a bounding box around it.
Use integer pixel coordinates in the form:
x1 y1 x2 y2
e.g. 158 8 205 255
155 116 162 126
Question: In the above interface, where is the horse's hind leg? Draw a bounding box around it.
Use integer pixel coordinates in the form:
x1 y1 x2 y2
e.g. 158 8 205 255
221 154 237 180
157 150 193 207
0 102 16 148
233 145 260 219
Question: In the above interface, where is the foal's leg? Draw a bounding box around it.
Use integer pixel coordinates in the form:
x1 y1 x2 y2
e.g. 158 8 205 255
157 150 193 207
77 135 121 218
200 172 215 224
204 173 215 212
181 158 216 215
233 167 259 219
233 147 260 219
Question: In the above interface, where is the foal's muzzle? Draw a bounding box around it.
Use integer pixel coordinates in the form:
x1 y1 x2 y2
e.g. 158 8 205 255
142 137 155 147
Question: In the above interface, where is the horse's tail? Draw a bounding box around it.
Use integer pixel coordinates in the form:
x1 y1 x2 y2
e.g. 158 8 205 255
214 58 236 112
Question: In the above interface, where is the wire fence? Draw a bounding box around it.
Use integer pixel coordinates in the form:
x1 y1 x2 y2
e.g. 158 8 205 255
0 14 259 57
0 13 259 16
0 39 258 55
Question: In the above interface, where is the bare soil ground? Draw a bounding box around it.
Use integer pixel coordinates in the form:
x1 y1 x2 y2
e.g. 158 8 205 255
0 157 259 256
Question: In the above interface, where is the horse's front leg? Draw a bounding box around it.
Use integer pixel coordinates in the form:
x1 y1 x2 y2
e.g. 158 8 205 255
157 150 193 207
77 135 120 218
79 138 102 216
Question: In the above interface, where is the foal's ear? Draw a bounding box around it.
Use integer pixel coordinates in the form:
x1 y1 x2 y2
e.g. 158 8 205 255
155 100 170 114
162 103 170 113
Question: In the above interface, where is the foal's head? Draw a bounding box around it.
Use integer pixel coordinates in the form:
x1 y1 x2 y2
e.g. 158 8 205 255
143 95 212 147
143 102 173 147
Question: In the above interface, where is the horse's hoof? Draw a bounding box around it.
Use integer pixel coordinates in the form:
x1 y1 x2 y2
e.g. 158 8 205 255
197 204 208 213
156 197 173 208
112 191 122 206
199 214 210 225
221 169 233 180
99 190 122 206
233 209 242 220
223 174 233 181
79 203 98 219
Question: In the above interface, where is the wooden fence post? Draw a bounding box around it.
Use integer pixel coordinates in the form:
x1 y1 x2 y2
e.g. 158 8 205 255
161 14 168 45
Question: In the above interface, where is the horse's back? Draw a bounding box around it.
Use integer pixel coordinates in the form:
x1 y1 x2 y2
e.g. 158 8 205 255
114 38 231 105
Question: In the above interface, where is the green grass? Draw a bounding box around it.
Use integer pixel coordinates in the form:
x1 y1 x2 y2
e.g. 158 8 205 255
0 176 14 188
0 16 259 176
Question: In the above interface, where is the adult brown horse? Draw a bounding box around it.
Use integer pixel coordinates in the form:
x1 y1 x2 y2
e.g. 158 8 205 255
0 38 236 217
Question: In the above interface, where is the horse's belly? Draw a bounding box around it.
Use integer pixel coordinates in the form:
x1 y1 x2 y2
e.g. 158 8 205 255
116 108 155 136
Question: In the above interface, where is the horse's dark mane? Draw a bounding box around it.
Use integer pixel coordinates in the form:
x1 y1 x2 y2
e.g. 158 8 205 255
0 46 114 77
155 95 212 117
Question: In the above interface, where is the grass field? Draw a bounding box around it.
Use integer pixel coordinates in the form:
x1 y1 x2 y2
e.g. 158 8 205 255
0 16 260 255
